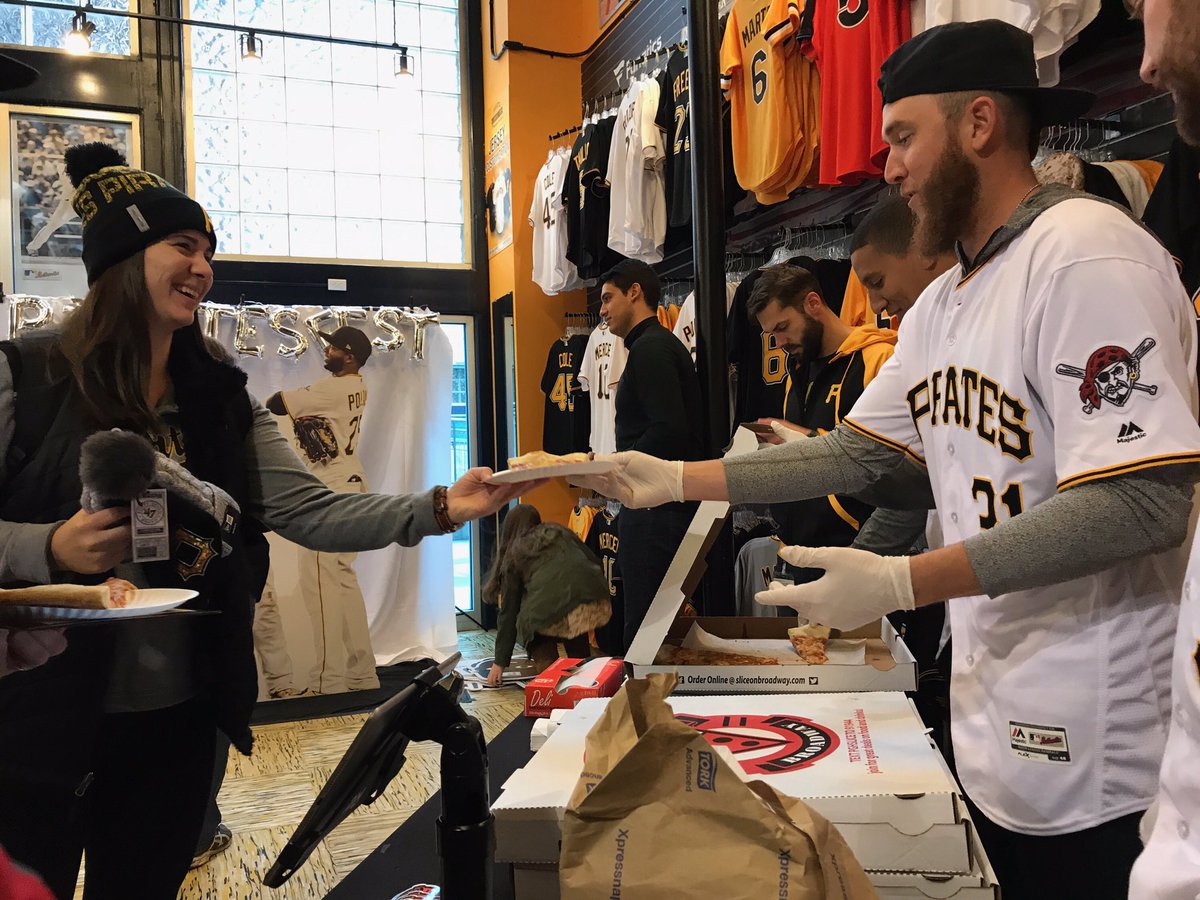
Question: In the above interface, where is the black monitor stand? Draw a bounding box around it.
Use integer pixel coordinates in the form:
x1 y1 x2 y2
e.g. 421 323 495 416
264 653 494 899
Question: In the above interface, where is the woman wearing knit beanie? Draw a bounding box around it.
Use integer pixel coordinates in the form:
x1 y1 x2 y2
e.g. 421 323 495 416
0 144 536 899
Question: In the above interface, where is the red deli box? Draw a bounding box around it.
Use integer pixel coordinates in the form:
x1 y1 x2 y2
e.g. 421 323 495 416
524 657 624 718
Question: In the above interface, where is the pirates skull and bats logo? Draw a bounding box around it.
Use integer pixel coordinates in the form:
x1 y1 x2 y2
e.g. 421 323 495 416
1055 337 1159 415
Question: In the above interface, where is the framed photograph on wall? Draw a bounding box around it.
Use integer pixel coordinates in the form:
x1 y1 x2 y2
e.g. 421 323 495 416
600 0 625 27
4 107 140 298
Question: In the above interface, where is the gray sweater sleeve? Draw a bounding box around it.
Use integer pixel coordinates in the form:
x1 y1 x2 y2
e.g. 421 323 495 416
965 465 1200 597
723 423 1198 598
0 358 61 584
852 507 930 556
723 427 933 508
243 395 442 551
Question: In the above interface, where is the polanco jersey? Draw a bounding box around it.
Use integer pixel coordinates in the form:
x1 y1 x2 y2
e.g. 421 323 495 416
844 195 1200 834
280 374 368 484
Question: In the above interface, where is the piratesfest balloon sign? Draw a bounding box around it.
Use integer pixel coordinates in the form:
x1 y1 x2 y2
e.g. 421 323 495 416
5 295 440 361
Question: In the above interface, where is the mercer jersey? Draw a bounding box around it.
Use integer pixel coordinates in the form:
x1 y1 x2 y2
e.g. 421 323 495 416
578 324 628 455
845 195 1200 834
720 0 820 204
281 374 368 481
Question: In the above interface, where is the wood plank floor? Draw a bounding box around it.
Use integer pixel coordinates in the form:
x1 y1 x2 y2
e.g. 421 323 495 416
73 627 525 899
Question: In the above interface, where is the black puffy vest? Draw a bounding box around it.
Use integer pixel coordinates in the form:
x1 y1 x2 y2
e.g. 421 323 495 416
0 330 268 794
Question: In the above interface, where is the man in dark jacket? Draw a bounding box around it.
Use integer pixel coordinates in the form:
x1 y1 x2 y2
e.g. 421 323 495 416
599 259 703 650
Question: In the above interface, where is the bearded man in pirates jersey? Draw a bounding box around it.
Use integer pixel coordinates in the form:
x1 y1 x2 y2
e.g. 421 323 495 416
572 21 1200 899
265 326 379 694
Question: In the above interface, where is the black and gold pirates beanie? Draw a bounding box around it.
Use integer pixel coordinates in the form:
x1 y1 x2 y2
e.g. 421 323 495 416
61 142 217 284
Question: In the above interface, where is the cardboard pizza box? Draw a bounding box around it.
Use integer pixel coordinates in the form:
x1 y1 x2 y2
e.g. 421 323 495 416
492 692 970 873
620 428 917 692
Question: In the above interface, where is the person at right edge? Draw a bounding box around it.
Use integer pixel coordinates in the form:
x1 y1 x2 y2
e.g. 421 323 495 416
1128 1 1200 897
571 21 1200 899
598 259 703 651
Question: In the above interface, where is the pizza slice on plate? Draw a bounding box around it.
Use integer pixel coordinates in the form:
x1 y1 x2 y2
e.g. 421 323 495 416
507 450 591 470
0 577 137 610
788 624 832 664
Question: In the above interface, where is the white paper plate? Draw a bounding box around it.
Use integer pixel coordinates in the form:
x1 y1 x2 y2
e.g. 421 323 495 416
0 588 199 624
488 459 617 484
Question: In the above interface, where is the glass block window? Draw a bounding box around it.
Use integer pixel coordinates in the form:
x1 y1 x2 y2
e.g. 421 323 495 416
187 0 465 265
0 0 135 56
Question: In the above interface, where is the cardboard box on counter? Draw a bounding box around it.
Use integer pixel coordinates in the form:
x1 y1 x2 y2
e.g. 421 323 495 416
523 656 623 718
609 427 915 693
493 691 971 874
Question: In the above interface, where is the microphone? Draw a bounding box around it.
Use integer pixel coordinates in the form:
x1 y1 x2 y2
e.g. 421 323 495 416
79 429 155 512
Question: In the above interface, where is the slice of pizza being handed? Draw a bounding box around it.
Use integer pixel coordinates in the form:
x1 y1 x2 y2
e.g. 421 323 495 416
788 624 832 665
0 577 137 610
507 450 591 470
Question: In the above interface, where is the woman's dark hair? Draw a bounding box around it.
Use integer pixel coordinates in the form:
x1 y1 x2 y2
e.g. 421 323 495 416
481 503 543 605
56 249 212 430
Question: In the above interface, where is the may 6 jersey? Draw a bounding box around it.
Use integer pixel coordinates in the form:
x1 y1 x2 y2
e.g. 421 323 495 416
280 374 368 484
844 196 1200 835
719 0 819 203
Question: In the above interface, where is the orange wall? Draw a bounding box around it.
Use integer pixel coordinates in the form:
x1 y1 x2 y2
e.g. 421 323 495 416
484 0 613 524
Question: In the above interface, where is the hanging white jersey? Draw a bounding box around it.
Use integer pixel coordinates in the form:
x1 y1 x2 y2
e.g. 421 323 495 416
921 0 1100 85
578 323 628 455
606 77 667 263
530 153 568 295
279 374 369 484
674 282 739 364
548 147 589 294
843 196 1200 835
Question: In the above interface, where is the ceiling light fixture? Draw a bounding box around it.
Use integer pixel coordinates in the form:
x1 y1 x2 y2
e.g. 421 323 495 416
391 0 413 78
239 29 263 63
64 9 96 55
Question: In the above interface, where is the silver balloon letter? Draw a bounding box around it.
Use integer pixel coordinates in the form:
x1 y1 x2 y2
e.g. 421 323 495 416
235 305 269 358
372 307 405 352
269 307 309 359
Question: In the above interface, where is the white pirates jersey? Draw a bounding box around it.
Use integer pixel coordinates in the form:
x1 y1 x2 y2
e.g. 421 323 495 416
530 151 570 295
1129 548 1200 899
673 282 739 364
280 374 369 484
606 77 667 264
843 197 1200 835
578 323 628 455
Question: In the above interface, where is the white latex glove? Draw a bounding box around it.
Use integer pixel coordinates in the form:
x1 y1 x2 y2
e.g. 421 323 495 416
566 451 684 508
770 421 809 444
755 544 915 630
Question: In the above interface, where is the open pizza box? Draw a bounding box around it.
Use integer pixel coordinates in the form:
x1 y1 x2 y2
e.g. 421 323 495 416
623 429 917 693
492 691 972 874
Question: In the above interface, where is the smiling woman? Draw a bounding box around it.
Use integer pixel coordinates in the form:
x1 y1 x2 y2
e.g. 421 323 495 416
0 142 537 900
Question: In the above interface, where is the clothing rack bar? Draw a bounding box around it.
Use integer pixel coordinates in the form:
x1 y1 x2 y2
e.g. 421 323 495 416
547 124 583 142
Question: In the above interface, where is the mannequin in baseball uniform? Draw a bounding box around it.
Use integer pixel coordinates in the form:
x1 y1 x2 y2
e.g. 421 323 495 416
569 21 1200 899
1128 1 1200 898
266 326 379 694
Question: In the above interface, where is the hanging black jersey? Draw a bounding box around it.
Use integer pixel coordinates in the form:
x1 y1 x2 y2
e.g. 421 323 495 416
654 48 692 229
584 507 623 655
1144 137 1200 304
540 334 590 454
579 115 622 280
727 268 790 425
564 125 592 271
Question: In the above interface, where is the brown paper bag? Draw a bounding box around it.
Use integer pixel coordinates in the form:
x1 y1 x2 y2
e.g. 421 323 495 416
559 674 879 899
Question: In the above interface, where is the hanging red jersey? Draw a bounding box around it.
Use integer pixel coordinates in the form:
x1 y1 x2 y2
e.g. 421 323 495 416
802 0 910 186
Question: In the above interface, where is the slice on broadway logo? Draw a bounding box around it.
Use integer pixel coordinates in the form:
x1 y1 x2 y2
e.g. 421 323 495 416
676 713 840 775
1118 421 1146 443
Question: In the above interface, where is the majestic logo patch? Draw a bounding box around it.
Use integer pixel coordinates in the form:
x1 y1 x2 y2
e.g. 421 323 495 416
676 713 840 775
1055 338 1159 415
1118 421 1146 443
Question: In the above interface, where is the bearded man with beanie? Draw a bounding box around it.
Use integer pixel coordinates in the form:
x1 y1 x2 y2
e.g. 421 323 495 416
0 145 530 898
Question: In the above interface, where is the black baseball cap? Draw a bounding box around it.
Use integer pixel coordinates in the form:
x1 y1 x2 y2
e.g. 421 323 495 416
0 53 38 90
319 326 372 364
879 20 1094 127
